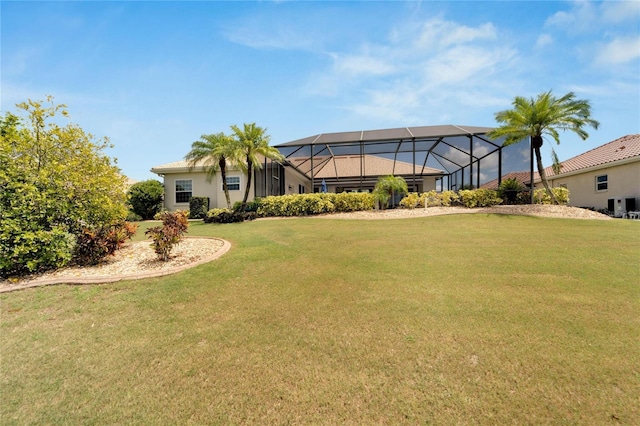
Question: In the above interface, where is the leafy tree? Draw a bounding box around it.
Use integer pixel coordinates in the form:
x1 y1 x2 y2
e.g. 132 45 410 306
488 91 599 204
0 96 129 276
128 179 164 220
230 123 284 212
373 175 408 209
185 132 240 210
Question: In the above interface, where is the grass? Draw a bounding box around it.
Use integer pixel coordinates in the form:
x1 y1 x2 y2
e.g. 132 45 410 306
2 214 639 424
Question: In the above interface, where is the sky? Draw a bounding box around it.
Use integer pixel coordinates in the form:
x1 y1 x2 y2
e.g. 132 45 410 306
2 0 639 182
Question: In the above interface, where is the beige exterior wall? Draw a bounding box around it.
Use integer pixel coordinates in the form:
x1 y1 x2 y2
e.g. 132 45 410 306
161 171 252 211
282 168 311 194
539 160 640 210
158 167 445 210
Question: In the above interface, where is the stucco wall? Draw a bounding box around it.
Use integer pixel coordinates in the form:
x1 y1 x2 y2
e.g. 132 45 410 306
543 160 639 210
161 171 252 211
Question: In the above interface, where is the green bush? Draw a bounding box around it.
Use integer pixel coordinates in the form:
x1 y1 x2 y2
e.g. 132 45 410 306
400 189 501 209
458 189 502 208
204 208 254 223
256 193 375 217
1 97 130 277
332 192 376 212
145 211 189 261
498 178 525 205
0 226 76 277
189 197 210 219
534 187 569 205
399 192 423 209
127 180 164 220
233 198 262 213
126 211 143 222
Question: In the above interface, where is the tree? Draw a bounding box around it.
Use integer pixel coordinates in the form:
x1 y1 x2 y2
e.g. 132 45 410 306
128 180 164 220
230 123 284 212
373 175 408 209
0 96 129 276
185 132 239 210
488 91 599 204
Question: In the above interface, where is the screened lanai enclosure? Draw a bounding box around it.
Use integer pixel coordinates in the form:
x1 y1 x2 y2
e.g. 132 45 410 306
255 125 531 197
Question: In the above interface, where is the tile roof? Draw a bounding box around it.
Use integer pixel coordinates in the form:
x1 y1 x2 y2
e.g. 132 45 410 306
287 155 443 179
479 134 640 188
546 134 640 177
480 171 532 190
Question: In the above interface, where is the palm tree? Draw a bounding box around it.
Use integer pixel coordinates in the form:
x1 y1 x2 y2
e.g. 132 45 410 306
488 90 599 204
230 123 284 211
185 132 238 210
373 175 408 209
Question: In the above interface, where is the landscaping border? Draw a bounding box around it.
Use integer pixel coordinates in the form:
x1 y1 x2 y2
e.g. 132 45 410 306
0 237 231 293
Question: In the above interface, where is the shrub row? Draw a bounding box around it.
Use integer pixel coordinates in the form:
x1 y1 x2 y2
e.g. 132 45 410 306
256 192 375 217
204 209 256 224
533 187 569 205
0 221 138 277
399 187 569 209
399 189 503 209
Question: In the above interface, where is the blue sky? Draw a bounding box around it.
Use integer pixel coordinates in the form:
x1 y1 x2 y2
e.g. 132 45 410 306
2 0 639 182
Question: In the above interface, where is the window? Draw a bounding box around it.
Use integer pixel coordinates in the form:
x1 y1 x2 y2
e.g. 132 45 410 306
225 176 240 191
298 184 305 194
596 175 608 191
175 179 192 203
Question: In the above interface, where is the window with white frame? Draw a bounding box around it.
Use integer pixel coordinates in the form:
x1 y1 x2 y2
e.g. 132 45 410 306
175 179 192 203
595 175 608 192
225 176 240 191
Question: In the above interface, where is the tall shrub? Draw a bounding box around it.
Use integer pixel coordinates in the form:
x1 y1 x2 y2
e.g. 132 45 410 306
189 196 210 219
128 180 164 220
1 97 128 276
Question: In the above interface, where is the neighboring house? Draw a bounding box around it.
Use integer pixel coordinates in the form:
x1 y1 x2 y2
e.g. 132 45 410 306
125 177 138 188
541 134 640 214
482 134 640 214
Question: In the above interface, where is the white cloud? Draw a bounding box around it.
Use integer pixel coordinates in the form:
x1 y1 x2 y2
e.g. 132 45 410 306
595 36 640 65
545 1 598 33
535 34 554 49
423 46 515 87
601 0 640 24
546 0 640 32
414 18 497 50
224 26 315 50
305 16 519 125
332 52 396 77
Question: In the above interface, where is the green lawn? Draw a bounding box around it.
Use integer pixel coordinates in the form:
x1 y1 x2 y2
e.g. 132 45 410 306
2 214 639 424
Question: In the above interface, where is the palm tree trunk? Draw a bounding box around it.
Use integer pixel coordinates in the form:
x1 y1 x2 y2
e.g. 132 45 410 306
241 157 253 212
534 146 559 205
219 157 231 210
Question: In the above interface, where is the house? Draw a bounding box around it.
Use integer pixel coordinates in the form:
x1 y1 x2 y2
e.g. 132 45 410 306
149 156 444 211
481 134 640 214
151 125 531 211
150 160 251 211
541 134 640 214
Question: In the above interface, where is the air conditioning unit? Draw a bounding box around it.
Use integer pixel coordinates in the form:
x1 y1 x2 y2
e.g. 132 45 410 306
612 198 626 217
